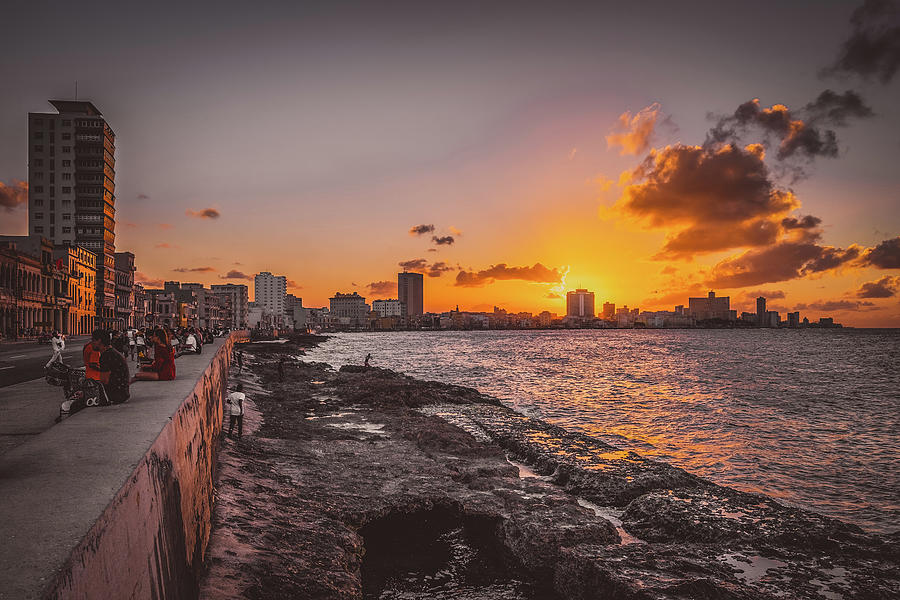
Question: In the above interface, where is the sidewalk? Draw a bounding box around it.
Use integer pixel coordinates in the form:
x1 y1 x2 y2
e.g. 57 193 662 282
0 338 230 599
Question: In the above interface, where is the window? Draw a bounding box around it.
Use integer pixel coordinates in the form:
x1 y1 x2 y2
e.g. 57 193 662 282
62 173 71 180
62 160 71 167
62 186 71 194
62 199 71 205
34 185 43 193
34 159 43 166
63 214 71 220
62 133 71 140
35 212 44 219
34 145 43 152
62 227 71 234
34 172 43 180
34 226 44 233
62 146 71 153
34 199 43 206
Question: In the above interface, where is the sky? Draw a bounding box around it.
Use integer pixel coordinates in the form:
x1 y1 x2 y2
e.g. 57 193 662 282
1 0 899 325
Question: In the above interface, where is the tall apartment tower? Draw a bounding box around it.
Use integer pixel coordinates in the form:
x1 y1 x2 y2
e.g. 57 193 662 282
28 100 117 327
211 283 249 329
566 289 595 318
398 271 423 317
756 296 767 327
254 272 287 322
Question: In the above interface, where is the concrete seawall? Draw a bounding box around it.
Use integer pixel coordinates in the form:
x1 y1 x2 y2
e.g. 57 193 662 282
0 332 246 599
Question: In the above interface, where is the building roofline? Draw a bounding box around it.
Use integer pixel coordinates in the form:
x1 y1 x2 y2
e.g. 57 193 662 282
47 100 103 116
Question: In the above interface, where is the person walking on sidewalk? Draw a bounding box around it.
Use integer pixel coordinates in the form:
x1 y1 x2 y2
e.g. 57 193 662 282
46 331 65 368
225 383 245 438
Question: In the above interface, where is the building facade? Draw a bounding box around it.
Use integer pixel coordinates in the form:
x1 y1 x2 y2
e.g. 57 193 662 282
114 251 135 329
329 292 369 328
566 289 595 318
55 244 96 334
210 283 249 329
372 299 403 317
254 272 286 326
398 272 423 317
688 291 731 321
28 100 118 328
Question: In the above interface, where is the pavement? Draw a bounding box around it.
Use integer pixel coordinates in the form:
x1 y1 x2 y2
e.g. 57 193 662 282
0 337 230 600
0 336 92 388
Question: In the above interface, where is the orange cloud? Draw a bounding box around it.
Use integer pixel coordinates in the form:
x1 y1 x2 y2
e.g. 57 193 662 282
455 263 562 287
135 271 164 287
0 180 27 212
186 208 221 219
606 103 664 156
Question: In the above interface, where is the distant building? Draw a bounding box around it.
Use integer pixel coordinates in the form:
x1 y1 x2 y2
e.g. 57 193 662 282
211 283 249 329
114 252 135 329
538 311 554 327
688 291 731 321
54 244 96 334
602 302 615 319
787 311 800 328
254 272 287 327
756 296 767 327
330 292 369 328
765 310 780 328
566 289 595 318
373 299 403 317
398 272 423 317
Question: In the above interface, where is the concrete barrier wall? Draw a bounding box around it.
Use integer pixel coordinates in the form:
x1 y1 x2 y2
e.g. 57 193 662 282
44 332 247 599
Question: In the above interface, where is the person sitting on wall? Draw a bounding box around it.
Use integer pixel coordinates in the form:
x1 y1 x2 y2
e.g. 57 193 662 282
92 329 130 404
131 328 176 382
83 337 102 381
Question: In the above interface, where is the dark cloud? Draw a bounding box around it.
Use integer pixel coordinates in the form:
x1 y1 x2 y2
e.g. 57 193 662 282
706 241 862 288
455 263 562 287
825 0 900 83
803 89 875 125
173 266 216 273
137 193 150 200
398 258 454 278
741 289 787 300
366 280 395 297
0 180 27 212
708 91 873 162
795 299 878 312
863 236 900 268
409 224 435 236
781 215 823 230
858 275 899 297
432 235 455 246
186 208 221 219
221 270 252 280
619 143 800 258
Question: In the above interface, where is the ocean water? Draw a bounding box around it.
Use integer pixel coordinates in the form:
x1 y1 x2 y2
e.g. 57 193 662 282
302 329 900 534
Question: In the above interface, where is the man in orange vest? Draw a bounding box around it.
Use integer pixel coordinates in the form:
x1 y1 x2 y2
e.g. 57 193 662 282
83 332 102 381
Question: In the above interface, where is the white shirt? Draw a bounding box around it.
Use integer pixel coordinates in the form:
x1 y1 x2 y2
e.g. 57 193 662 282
51 336 65 352
185 334 197 349
226 392 245 415
136 335 145 345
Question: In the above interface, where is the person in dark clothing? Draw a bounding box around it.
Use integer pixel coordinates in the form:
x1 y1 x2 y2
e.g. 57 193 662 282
364 353 372 368
236 349 244 374
92 330 130 404
277 357 285 382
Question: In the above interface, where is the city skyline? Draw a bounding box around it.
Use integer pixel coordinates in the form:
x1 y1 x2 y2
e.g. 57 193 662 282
1 2 899 326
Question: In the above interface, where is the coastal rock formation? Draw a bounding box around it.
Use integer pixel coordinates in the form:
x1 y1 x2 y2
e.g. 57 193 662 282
200 338 899 599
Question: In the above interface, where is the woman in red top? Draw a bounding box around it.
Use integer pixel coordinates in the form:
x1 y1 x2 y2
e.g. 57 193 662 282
132 328 176 382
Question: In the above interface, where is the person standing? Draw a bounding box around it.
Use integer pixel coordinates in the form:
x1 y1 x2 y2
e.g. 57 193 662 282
127 328 136 361
225 383 245 438
277 357 285 382
46 331 65 368
236 349 243 374
364 353 372 368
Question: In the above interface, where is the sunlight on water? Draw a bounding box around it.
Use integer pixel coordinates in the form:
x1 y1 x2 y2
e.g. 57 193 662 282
304 329 900 534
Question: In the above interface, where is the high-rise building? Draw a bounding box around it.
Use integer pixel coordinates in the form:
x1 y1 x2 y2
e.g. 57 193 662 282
398 272 423 317
756 296 767 327
688 291 731 321
602 302 615 319
254 272 287 325
211 283 249 329
28 100 118 328
566 289 595 318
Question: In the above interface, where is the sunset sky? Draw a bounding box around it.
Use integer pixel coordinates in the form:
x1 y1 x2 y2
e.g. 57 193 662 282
1 1 898 325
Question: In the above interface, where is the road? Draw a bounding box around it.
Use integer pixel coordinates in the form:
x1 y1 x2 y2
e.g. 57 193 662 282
0 336 92 388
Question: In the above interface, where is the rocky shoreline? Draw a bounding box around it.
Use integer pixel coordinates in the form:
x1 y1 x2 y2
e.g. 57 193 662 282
199 336 899 599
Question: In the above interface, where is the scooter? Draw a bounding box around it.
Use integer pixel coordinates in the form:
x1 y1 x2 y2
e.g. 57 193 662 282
45 362 110 421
